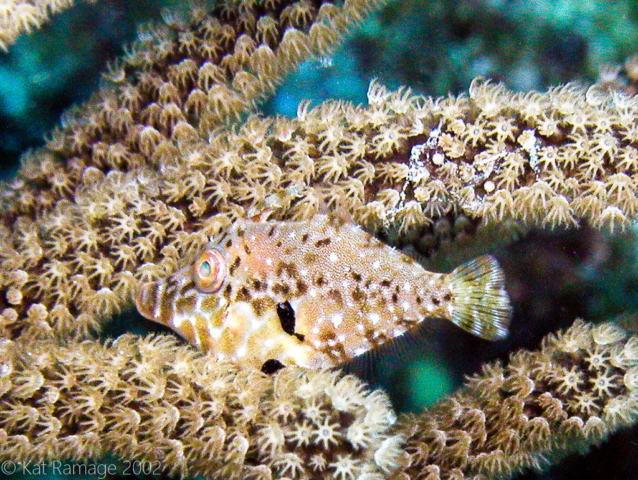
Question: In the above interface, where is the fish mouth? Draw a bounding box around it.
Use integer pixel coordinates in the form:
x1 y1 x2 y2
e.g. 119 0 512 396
136 281 159 321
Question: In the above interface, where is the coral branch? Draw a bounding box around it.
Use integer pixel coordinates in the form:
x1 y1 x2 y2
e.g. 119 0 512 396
2 0 638 478
1 0 385 224
0 0 93 51
393 320 638 479
0 0 390 340
3 80 638 341
1 318 636 480
0 334 403 479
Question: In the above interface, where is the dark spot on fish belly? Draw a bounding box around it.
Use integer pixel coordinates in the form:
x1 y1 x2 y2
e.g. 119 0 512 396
261 359 285 374
243 244 251 255
236 286 250 302
315 275 327 287
380 279 391 288
276 302 295 333
277 301 302 340
364 327 391 349
350 271 362 282
301 233 309 243
432 297 440 305
317 331 347 362
251 278 265 291
327 289 343 307
391 293 398 303
273 283 291 296
276 262 297 278
225 239 232 248
268 225 276 237
251 297 273 316
315 237 331 247
443 293 452 301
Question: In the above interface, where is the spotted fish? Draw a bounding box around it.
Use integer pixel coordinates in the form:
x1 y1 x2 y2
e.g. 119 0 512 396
136 214 511 369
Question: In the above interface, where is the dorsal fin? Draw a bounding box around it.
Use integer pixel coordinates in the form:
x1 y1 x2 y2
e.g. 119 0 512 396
325 208 355 229
246 208 275 223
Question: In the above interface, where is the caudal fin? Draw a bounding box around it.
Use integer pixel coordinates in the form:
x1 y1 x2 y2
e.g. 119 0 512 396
448 255 511 341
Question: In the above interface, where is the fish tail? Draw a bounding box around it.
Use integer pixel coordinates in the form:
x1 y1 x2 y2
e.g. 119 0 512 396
447 255 511 341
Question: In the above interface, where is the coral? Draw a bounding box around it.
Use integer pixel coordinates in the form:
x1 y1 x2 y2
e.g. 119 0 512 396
0 334 402 479
1 0 638 479
1 319 637 479
1 0 378 224
0 0 94 50
392 320 638 479
5 78 638 342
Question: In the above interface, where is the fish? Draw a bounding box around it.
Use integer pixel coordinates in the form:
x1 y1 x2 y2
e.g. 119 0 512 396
135 213 511 370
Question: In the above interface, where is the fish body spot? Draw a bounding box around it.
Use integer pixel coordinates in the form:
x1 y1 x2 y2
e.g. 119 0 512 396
277 301 297 336
315 238 331 248
262 359 285 374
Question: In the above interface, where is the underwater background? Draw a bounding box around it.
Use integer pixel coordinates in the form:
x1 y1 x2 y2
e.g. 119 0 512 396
1 0 638 479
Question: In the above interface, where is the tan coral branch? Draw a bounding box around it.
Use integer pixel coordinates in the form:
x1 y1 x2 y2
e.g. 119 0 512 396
1 318 637 480
0 334 404 480
4 80 638 342
392 320 638 480
1 0 387 224
0 0 95 50
4 5 637 344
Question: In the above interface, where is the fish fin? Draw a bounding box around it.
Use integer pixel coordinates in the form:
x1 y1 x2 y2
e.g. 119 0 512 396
325 208 355 228
448 255 511 341
247 208 276 223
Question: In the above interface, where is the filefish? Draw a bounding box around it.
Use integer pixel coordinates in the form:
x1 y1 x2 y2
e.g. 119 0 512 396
136 214 511 370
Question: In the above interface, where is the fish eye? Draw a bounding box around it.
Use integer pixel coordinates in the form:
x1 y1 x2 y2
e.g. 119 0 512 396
193 248 226 293
198 260 211 277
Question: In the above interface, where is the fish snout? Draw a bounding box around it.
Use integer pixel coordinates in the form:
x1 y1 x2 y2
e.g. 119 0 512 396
136 281 160 321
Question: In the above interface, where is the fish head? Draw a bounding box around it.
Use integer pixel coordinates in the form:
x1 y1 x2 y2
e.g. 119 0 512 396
136 246 230 348
135 240 324 369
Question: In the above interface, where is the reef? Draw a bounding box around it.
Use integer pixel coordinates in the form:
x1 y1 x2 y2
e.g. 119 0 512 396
1 0 638 479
